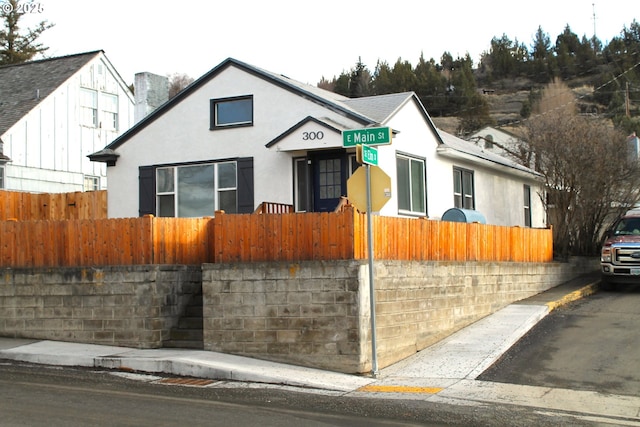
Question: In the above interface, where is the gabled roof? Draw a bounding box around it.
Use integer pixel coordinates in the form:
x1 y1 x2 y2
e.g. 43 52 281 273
0 51 103 135
99 58 444 155
265 116 346 148
341 92 414 124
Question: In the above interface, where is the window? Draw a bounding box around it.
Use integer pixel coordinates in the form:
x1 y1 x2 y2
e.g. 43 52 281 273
0 165 4 189
484 134 494 149
396 154 426 215
80 88 98 127
84 175 100 191
210 96 253 129
156 161 237 217
524 184 532 227
101 93 118 130
294 158 309 212
453 167 474 209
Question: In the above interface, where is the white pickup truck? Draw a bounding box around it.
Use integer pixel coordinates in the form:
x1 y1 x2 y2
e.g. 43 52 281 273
601 211 640 290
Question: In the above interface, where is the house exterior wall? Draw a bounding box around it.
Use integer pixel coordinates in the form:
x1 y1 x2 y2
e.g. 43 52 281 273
2 55 134 193
103 61 544 227
107 67 364 217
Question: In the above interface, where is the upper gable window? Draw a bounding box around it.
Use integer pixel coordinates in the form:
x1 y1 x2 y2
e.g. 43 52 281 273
80 88 98 127
210 96 253 129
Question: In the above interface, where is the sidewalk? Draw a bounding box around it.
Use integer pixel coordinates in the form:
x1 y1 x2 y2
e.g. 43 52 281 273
0 273 601 394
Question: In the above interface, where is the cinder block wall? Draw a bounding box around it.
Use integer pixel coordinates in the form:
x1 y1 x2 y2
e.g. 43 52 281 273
371 261 583 369
0 265 201 348
202 259 595 374
202 260 369 373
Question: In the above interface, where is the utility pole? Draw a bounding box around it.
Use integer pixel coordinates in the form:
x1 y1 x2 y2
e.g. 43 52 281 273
592 3 598 54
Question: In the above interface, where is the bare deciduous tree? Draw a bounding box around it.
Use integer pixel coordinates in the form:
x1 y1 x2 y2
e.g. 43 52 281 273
167 73 194 99
520 79 640 258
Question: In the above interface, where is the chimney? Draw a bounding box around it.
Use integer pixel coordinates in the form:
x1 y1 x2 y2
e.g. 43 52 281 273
134 72 169 123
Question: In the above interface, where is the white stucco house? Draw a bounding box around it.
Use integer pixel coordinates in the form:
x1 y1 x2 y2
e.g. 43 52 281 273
0 51 134 193
89 58 545 227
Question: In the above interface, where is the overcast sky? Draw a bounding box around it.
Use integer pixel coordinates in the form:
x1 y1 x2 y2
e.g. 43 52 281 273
19 0 639 86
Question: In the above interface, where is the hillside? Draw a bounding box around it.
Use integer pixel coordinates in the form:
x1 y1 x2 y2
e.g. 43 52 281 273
431 76 606 135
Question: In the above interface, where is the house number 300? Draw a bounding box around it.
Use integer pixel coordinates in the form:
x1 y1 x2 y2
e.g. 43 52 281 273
302 131 324 140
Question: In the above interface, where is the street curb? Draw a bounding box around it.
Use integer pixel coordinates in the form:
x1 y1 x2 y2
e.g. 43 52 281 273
545 281 600 312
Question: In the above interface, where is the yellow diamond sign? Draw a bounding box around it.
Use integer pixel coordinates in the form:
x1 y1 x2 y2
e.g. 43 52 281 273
347 166 392 212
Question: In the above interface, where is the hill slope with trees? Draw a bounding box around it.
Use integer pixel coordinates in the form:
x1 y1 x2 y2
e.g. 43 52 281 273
318 20 640 138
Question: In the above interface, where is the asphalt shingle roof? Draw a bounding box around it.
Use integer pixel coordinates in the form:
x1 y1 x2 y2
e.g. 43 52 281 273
0 51 101 135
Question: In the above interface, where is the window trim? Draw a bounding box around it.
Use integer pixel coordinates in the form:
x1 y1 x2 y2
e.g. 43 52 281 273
83 175 100 191
453 167 475 210
396 151 427 217
155 160 239 217
80 87 98 128
210 95 253 130
524 184 532 227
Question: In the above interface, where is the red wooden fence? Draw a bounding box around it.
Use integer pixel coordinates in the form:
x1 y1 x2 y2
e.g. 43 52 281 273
0 190 107 221
0 207 553 268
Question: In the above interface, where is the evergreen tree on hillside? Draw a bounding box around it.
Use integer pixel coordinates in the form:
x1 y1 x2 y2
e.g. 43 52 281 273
372 60 394 94
348 57 372 98
0 0 54 65
414 54 447 115
530 26 556 82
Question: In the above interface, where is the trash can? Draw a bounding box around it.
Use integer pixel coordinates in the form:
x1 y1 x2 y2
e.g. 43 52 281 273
441 208 486 224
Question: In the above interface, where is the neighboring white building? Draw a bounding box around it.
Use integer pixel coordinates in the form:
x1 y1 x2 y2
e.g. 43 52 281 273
0 51 134 193
90 58 545 227
466 126 526 161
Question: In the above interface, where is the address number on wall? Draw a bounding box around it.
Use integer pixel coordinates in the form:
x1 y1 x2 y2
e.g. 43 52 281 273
302 131 324 140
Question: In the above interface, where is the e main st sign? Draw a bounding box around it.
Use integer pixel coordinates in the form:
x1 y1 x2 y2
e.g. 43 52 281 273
342 127 392 147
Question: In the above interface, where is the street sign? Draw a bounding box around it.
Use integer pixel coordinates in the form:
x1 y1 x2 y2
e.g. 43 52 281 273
355 144 378 166
342 127 392 147
362 144 378 166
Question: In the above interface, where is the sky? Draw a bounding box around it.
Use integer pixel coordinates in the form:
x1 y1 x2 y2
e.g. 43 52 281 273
16 0 639 86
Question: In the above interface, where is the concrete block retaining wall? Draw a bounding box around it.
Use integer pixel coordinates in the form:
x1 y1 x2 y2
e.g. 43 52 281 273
0 259 597 373
202 259 596 374
0 265 201 348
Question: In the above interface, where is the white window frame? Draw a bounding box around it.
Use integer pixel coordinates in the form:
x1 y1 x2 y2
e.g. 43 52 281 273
396 153 427 216
524 184 532 227
453 167 475 209
80 88 98 127
84 175 100 191
100 93 119 131
156 161 238 217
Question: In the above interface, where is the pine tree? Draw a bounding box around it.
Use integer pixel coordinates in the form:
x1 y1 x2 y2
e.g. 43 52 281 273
0 0 54 65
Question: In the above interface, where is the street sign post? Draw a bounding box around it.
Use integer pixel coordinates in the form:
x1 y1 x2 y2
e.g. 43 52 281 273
342 127 392 147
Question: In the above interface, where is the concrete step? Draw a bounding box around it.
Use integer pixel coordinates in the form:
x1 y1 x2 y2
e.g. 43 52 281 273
169 328 203 342
163 339 204 349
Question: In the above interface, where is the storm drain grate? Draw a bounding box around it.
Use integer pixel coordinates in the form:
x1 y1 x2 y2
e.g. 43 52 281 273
158 377 216 387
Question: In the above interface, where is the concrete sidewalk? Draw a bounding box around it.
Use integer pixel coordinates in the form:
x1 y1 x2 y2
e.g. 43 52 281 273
0 273 600 393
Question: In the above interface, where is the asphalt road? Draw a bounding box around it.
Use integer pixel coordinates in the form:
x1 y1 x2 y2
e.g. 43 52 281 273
479 285 640 397
0 361 597 427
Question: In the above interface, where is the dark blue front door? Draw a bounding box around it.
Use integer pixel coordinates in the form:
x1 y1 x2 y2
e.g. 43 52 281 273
312 152 347 212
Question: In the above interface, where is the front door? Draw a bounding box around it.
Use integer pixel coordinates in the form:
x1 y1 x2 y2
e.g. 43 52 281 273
312 151 347 212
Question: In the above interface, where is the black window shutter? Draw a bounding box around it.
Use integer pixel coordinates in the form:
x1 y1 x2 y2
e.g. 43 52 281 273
139 166 156 217
236 157 254 213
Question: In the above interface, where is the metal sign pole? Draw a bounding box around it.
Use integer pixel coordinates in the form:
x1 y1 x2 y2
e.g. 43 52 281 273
366 163 379 377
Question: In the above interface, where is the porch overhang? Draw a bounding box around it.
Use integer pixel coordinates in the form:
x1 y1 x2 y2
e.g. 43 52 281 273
266 116 351 152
